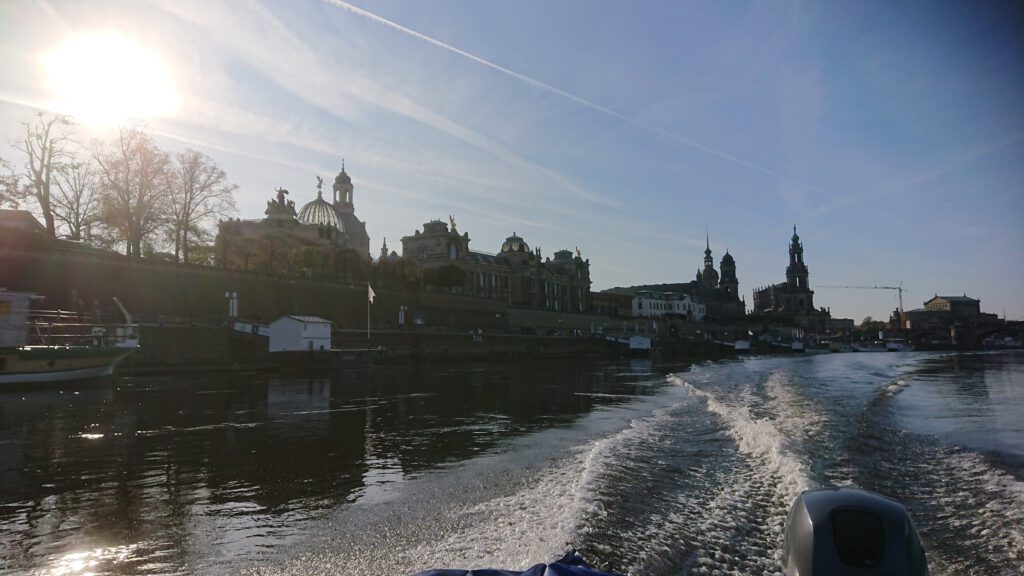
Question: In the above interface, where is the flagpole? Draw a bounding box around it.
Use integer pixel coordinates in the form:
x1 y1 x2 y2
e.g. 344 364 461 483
367 283 371 339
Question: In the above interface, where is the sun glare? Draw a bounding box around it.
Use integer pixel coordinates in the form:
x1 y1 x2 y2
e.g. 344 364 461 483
43 31 181 126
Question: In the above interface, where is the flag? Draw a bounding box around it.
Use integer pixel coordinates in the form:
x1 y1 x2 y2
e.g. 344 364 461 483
368 284 375 304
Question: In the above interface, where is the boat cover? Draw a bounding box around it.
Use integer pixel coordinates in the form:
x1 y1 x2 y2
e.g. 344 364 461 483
413 550 620 576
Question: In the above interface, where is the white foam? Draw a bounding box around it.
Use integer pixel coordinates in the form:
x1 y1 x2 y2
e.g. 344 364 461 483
670 375 814 503
882 379 909 397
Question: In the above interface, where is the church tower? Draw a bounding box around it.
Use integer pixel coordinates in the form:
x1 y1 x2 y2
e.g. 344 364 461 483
719 250 738 296
329 159 370 258
701 231 719 288
333 160 355 215
786 225 810 290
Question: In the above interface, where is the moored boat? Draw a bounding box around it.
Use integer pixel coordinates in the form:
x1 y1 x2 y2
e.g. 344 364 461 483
884 338 914 352
1 290 138 385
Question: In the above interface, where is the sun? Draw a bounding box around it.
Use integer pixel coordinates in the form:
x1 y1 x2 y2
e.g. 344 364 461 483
42 31 181 127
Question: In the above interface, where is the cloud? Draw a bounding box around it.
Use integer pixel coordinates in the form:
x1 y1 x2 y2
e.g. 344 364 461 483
325 0 814 188
147 0 617 211
808 129 1024 218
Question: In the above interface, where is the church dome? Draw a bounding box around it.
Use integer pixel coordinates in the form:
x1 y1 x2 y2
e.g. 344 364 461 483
335 167 352 187
721 250 735 265
298 193 344 231
500 233 529 254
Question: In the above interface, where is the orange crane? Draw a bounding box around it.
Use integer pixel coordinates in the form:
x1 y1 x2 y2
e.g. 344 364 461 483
818 283 906 314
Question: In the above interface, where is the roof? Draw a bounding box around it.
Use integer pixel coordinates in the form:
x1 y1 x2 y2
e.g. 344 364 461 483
0 209 45 231
931 295 979 302
276 315 331 324
468 251 499 265
297 194 344 231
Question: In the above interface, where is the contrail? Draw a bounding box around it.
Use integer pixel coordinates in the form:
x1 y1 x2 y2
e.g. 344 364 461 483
326 0 794 182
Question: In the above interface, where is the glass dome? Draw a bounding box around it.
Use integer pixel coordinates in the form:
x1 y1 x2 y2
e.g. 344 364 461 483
500 233 529 254
297 193 344 231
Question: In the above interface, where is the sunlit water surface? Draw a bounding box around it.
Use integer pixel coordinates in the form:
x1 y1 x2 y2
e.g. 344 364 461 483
1 352 1021 575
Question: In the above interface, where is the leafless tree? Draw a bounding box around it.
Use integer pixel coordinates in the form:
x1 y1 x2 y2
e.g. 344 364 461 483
92 126 171 257
51 160 101 241
0 157 21 208
11 113 75 236
167 149 237 263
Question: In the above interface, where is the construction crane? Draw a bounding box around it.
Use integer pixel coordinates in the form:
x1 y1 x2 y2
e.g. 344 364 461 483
818 283 906 314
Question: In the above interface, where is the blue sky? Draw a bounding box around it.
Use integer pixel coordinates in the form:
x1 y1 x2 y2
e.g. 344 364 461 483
1 0 1022 320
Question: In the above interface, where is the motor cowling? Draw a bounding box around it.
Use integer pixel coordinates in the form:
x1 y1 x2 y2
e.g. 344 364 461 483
783 487 928 576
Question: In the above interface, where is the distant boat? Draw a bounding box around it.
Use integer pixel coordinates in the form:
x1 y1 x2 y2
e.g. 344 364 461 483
1 290 138 385
829 341 853 353
803 339 834 354
885 339 915 352
734 339 751 352
852 341 887 352
604 334 651 355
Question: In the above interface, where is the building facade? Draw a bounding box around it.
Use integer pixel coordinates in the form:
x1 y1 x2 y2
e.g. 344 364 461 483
400 219 591 312
597 233 743 322
751 226 830 333
686 235 745 319
904 294 994 331
632 290 706 321
922 295 982 317
215 163 371 275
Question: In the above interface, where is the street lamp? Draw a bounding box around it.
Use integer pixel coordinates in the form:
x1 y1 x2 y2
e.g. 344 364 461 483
224 291 238 317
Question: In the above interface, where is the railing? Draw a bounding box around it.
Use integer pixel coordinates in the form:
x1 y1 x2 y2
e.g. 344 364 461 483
25 310 136 347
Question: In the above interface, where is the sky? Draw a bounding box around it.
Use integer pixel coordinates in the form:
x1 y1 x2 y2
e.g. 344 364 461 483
1 0 1022 321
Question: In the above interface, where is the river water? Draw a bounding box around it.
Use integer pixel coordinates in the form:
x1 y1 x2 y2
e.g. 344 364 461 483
1 352 1022 575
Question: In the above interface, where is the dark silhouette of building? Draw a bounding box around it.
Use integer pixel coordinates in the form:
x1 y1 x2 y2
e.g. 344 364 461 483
689 233 744 320
603 231 744 321
752 226 829 333
400 219 591 312
215 163 371 276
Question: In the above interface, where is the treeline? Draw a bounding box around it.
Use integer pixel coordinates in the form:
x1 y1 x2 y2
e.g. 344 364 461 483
0 113 237 264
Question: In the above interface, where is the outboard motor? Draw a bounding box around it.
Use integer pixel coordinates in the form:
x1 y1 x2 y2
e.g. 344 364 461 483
783 487 928 576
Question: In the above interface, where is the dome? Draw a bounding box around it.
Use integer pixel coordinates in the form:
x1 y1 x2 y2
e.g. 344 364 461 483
791 225 800 243
298 193 344 231
721 250 735 265
334 167 352 187
500 233 529 254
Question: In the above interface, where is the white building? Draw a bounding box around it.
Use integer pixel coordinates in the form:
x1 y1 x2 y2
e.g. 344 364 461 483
268 315 332 352
632 290 705 321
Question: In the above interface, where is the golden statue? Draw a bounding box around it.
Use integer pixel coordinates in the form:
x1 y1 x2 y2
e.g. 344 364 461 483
316 175 324 193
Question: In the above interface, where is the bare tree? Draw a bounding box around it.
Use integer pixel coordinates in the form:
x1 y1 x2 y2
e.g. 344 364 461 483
168 149 237 263
51 160 101 241
11 113 75 236
0 157 21 208
92 126 171 257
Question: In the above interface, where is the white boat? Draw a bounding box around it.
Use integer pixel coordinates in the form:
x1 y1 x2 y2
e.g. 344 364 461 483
1 290 139 385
